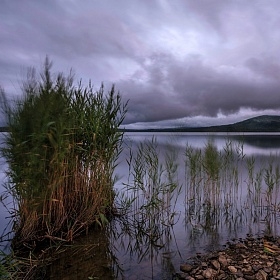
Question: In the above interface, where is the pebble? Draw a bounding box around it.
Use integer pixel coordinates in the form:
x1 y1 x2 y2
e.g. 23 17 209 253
175 235 280 280
228 265 237 273
180 264 193 273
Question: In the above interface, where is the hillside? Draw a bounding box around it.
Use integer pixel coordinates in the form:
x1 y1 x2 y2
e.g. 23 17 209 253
123 115 280 132
202 115 280 132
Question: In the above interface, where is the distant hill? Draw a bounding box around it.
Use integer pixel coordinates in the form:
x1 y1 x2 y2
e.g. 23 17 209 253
214 115 280 132
122 115 280 132
190 115 280 132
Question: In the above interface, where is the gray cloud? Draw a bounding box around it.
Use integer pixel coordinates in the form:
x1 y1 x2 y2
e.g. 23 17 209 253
245 57 280 80
1 0 280 125
119 53 280 123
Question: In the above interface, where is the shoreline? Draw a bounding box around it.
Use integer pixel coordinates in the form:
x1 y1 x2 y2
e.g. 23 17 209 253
175 234 280 279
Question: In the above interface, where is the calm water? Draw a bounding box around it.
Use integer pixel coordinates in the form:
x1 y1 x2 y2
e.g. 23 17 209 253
2 132 280 279
0 134 11 250
112 132 280 279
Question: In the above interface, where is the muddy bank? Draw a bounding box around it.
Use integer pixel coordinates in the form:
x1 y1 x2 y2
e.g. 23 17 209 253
175 235 280 280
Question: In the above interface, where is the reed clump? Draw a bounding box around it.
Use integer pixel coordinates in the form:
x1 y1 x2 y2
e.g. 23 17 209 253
0 58 127 248
117 138 181 255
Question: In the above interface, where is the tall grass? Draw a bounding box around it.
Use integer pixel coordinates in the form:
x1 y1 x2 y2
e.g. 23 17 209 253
116 137 181 261
120 136 280 238
0 58 127 248
88 135 280 278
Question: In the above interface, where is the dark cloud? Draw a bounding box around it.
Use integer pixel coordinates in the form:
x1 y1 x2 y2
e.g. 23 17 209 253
245 57 280 80
120 53 280 124
1 0 280 125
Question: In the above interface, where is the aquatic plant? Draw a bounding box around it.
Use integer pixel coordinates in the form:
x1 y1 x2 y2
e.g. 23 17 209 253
105 135 280 279
0 58 127 247
116 137 181 263
264 157 280 207
203 138 221 183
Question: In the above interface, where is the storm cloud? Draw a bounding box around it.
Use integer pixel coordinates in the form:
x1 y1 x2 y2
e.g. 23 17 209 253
1 0 280 126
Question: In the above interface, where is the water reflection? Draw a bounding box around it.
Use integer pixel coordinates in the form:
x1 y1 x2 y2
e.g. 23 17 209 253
125 132 280 155
0 144 13 252
231 134 280 149
48 227 118 280
112 132 280 279
2 132 280 279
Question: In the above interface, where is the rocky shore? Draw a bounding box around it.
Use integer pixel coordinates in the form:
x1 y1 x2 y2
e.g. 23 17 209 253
175 235 280 280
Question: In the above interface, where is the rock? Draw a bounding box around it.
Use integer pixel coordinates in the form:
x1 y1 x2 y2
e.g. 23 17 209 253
252 265 261 272
180 264 193 273
263 267 272 274
211 259 221 270
175 236 280 280
228 265 238 274
260 254 269 260
236 242 248 249
175 272 189 279
218 255 228 267
255 269 268 280
217 271 227 279
266 261 274 267
201 261 208 268
202 268 217 279
244 275 256 280
236 270 244 278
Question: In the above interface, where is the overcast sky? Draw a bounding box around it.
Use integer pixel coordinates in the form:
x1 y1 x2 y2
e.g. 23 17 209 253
1 0 280 128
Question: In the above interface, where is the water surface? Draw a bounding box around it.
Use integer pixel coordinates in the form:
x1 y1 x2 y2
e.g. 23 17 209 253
112 132 280 279
2 132 280 279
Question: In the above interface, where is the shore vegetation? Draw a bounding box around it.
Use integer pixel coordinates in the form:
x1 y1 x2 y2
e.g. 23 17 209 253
0 57 127 250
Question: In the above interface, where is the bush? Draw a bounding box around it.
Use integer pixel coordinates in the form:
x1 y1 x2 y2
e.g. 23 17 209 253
0 58 127 247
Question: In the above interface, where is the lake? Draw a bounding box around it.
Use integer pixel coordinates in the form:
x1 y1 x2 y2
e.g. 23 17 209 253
1 132 280 279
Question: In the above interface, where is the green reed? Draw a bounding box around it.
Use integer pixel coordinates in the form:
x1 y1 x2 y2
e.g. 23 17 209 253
0 57 127 248
119 137 181 254
183 137 268 240
185 143 202 204
221 140 241 191
264 156 280 207
203 139 221 182
113 135 280 274
185 138 225 212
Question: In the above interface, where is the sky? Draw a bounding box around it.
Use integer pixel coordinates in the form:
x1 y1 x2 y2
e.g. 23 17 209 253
1 0 280 129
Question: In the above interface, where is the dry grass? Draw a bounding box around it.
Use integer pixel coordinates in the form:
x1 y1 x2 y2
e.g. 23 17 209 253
0 57 127 248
